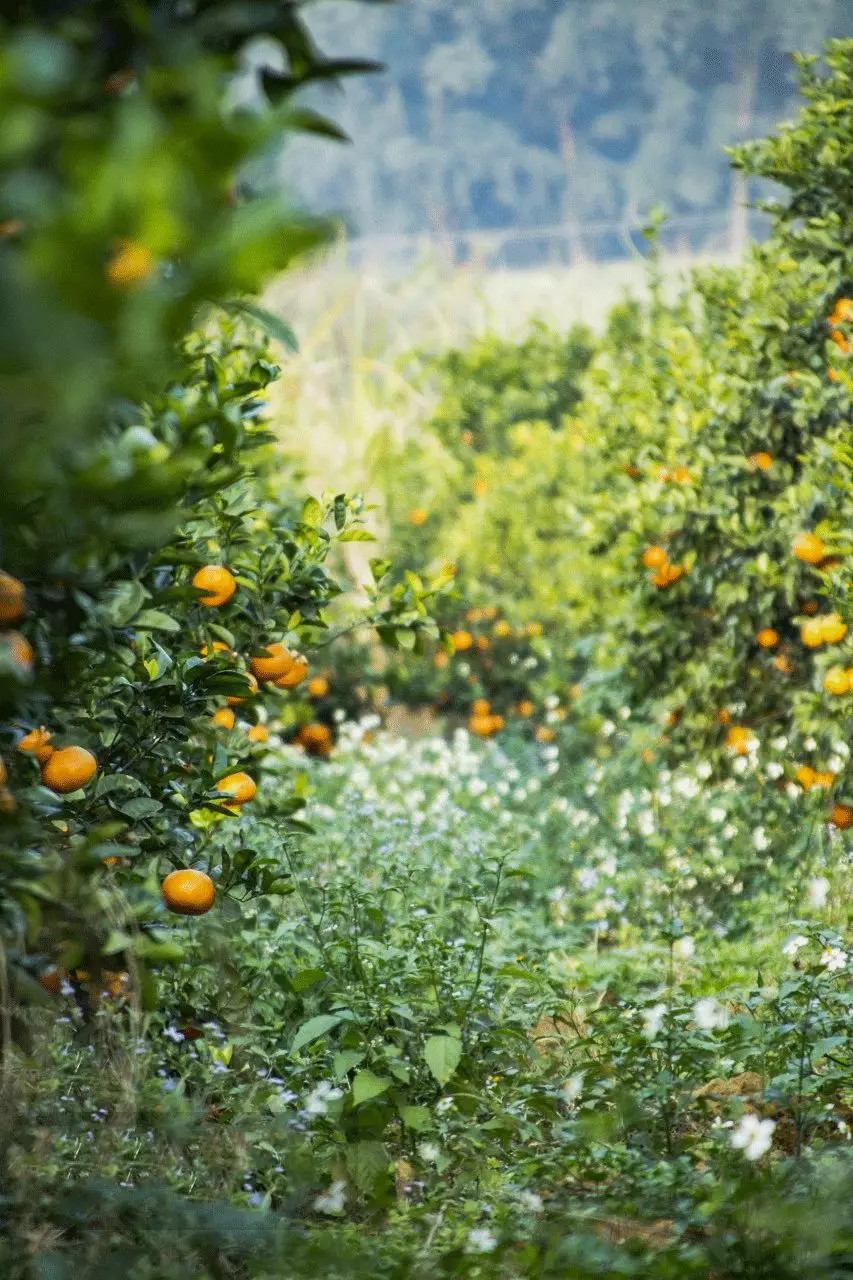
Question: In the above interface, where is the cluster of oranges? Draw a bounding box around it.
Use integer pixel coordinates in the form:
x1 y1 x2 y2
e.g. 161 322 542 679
641 545 687 589
293 722 333 757
2 571 100 806
828 297 853 356
467 698 505 738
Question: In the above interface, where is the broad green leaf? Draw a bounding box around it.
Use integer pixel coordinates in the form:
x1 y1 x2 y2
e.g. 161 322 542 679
399 1104 433 1131
333 1050 365 1077
290 1012 344 1053
291 966 326 992
345 1140 388 1193
133 609 181 632
423 1034 461 1085
351 1070 391 1107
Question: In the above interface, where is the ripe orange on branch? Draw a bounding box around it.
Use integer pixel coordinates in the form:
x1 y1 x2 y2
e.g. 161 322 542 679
820 614 848 645
792 533 826 565
226 672 258 705
161 869 216 916
192 565 237 607
274 654 309 688
215 772 256 805
17 727 54 763
823 666 850 695
641 546 668 569
756 628 779 649
0 571 26 624
41 746 97 793
249 642 294 682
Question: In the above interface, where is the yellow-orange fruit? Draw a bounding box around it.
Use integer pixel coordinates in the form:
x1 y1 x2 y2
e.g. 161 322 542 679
472 698 491 716
215 772 256 805
831 804 853 829
17 727 54 763
642 545 668 569
210 707 236 730
831 330 851 354
534 726 556 743
468 713 494 737
801 618 826 648
192 565 237 608
307 675 330 698
249 642 294 682
831 298 853 326
489 714 505 732
41 746 97 794
433 651 450 670
105 239 155 288
824 666 850 695
0 572 26 624
408 508 428 526
274 654 309 688
796 764 816 791
815 771 837 789
524 622 544 638
821 614 848 645
3 631 33 672
161 868 216 916
295 722 333 757
756 628 779 649
200 640 232 659
726 726 753 756
451 630 473 652
773 653 793 674
517 699 534 717
651 563 685 588
226 672 258 705
246 724 269 744
792 533 826 565
493 620 512 638
749 452 773 471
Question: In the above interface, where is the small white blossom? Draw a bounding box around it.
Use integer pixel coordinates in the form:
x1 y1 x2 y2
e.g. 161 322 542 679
560 1073 584 1105
766 762 783 780
693 997 730 1031
304 1081 343 1116
673 936 695 960
807 877 830 909
313 1180 346 1215
600 720 616 737
517 1190 544 1212
804 737 817 751
821 947 847 972
467 1228 498 1254
696 760 713 780
731 1115 775 1160
753 827 770 852
418 1142 441 1164
782 935 808 957
642 1002 667 1039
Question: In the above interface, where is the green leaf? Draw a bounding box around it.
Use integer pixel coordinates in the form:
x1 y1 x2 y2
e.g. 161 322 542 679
291 966 326 992
302 497 323 525
370 558 391 583
333 1050 365 1077
345 1140 388 1193
100 580 147 627
423 1034 461 1085
224 300 298 352
134 609 180 633
290 1012 344 1053
338 529 376 542
116 798 163 820
351 1070 391 1107
399 1104 433 1132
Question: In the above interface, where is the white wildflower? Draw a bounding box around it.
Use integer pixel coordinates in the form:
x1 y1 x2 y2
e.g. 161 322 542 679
782 935 808 957
807 877 830 909
673 936 695 960
467 1228 498 1254
731 1115 775 1160
693 997 729 1031
313 1180 346 1215
821 947 847 972
642 1003 667 1039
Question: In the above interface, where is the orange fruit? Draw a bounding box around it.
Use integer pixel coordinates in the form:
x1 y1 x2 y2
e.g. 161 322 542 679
17 727 54 763
226 672 258 705
830 298 853 325
472 698 491 716
106 239 155 288
476 635 490 651
0 572 26 624
824 666 850 695
451 630 474 652
493 620 512 638
246 724 269 744
215 772 256 805
831 804 853 829
815 771 837 789
434 651 450 670
534 725 556 743
461 430 474 446
801 618 826 648
200 640 232 659
795 764 816 791
820 614 848 645
523 622 544 638
192 565 237 607
651 563 685 588
517 700 534 717
756 628 779 649
468 714 494 737
161 868 216 916
472 478 489 499
295 723 333 757
41 746 97 794
641 748 654 763
210 707 236 730
830 330 851 354
717 709 731 725
249 642 294 682
38 967 64 995
773 653 793 674
489 714 505 733
749 452 773 471
466 609 483 623
657 467 672 482
829 367 841 383
726 726 753 755
802 601 819 615
274 654 309 688
307 676 330 698
408 508 428 526
642 545 668 569
792 533 826 565
3 631 33 673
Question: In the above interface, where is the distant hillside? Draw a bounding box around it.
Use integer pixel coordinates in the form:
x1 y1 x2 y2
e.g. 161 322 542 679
272 0 851 257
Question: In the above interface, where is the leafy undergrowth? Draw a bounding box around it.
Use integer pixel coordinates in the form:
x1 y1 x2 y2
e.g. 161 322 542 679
10 718 853 1278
